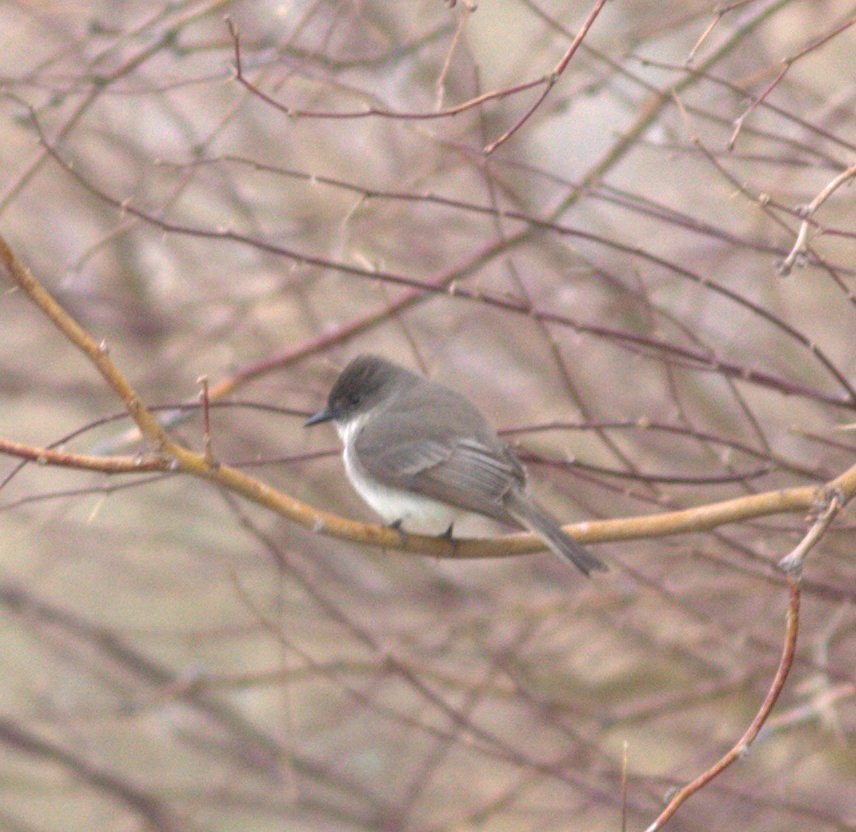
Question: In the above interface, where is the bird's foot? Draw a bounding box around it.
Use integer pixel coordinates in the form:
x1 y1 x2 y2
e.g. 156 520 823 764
388 519 409 546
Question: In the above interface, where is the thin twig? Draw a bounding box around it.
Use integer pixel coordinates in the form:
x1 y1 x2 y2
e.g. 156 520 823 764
644 572 801 831
779 489 843 575
729 13 856 149
484 0 609 154
198 375 214 466
227 16 545 122
778 161 856 276
644 479 850 829
0 437 164 474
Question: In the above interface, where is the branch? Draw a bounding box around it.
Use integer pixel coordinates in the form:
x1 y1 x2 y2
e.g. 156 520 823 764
0 716 183 831
4 236 856 562
644 486 849 829
227 15 544 122
778 161 856 276
644 573 801 831
0 437 164 473
0 236 174 454
484 0 609 154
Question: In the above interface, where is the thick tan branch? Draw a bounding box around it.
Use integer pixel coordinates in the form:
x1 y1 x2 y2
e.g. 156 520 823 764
3 235 854 561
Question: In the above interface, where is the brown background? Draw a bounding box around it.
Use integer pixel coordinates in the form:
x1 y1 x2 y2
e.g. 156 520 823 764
0 1 854 830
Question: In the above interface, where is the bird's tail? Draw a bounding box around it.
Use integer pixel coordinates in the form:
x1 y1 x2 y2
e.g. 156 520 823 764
505 490 607 577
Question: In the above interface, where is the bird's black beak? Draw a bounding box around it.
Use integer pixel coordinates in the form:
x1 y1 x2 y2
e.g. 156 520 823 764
304 407 335 427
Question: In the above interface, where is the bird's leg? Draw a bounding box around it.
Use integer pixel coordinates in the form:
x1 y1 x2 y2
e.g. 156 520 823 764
388 518 409 546
439 522 459 556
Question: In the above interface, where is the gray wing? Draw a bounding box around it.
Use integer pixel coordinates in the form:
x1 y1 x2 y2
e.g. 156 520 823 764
353 384 526 523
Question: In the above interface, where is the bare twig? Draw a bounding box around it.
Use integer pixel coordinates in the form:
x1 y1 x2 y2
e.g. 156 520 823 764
198 375 214 466
730 13 856 149
484 0 609 154
0 437 164 474
0 716 185 831
644 572 801 831
778 161 856 276
644 478 851 829
227 15 545 122
779 489 843 575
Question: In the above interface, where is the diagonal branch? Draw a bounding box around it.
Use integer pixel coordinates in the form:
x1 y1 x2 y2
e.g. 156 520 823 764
0 236 175 454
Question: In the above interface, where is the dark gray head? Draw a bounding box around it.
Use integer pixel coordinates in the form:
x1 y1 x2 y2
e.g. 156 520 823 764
305 355 420 427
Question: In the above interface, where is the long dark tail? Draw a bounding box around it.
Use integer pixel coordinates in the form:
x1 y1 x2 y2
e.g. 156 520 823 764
505 490 607 577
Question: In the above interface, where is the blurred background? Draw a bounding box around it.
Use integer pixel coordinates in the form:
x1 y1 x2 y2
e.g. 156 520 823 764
1 1 855 830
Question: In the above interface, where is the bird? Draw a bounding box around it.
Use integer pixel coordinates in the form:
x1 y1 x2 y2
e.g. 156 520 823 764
305 355 606 577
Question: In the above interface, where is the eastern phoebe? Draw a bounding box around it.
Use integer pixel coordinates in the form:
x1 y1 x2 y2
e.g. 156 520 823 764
305 355 606 577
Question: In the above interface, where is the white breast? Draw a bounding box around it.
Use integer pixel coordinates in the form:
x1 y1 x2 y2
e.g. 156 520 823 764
337 415 461 535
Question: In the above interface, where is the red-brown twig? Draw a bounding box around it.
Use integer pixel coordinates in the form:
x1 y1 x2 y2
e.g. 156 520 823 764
644 485 848 830
484 0 608 154
644 573 801 831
